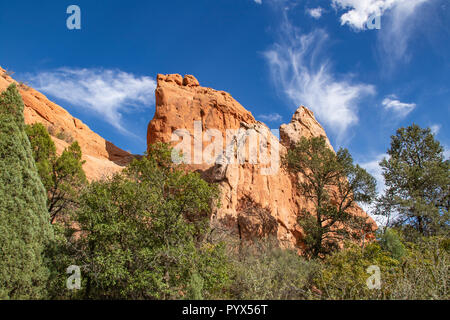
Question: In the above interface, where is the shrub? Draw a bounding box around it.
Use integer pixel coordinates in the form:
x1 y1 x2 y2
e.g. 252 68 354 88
18 81 31 91
47 144 229 300
314 236 449 300
56 130 74 143
47 124 74 144
227 239 318 300
387 237 449 299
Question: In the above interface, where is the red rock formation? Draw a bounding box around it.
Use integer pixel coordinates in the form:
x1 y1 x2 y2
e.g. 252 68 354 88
147 74 376 248
280 106 334 151
148 74 255 148
0 66 133 181
0 65 375 247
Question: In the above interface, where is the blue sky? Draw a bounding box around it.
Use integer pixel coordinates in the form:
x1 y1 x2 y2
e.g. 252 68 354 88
0 0 449 197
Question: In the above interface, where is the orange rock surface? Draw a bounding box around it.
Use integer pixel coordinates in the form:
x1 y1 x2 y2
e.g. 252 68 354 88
0 66 133 181
280 106 334 151
147 74 376 248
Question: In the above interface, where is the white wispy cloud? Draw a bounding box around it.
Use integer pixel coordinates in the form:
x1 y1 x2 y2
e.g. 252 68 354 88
257 113 283 123
264 18 375 139
382 95 416 118
331 0 428 31
332 0 390 30
444 146 450 160
377 0 431 67
430 124 441 135
307 7 324 19
27 68 156 134
332 0 431 67
254 0 262 4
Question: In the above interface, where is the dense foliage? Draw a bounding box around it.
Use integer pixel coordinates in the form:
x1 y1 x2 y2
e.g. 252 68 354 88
0 85 53 299
47 143 229 299
314 233 448 299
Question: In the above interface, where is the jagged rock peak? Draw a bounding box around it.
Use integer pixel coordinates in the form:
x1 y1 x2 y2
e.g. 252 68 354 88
157 74 200 87
280 105 334 151
148 73 256 147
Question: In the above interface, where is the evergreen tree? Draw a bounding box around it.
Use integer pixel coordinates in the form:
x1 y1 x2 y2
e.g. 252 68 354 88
0 84 53 299
376 124 449 237
26 123 87 223
284 136 376 259
25 123 56 193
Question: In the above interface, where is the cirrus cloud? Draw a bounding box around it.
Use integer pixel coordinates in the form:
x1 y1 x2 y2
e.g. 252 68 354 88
27 68 156 135
257 113 283 123
332 0 431 67
264 19 375 140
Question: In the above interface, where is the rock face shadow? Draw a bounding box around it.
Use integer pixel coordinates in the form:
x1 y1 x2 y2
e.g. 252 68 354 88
105 140 136 166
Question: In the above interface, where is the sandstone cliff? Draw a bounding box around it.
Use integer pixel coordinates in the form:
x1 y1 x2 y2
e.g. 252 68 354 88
147 74 376 248
0 67 133 181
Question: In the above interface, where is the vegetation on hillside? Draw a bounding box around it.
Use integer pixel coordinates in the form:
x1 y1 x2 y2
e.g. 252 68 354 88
0 85 447 300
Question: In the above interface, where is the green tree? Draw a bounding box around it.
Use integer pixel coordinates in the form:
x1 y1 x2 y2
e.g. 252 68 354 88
378 228 406 260
49 143 229 300
284 136 376 259
26 123 87 223
25 122 55 189
0 84 53 299
376 124 449 237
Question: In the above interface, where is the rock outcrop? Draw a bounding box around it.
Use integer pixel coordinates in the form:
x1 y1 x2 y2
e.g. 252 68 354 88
148 74 256 150
280 106 334 151
0 66 133 181
147 74 376 248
